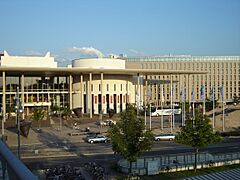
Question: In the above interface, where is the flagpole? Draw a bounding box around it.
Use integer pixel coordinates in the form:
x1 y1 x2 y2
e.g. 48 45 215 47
150 103 152 130
222 101 225 131
220 86 225 132
212 87 215 130
203 85 206 115
184 88 186 126
203 99 206 115
170 75 173 133
161 85 163 130
181 87 184 127
144 77 147 131
181 101 184 126
191 86 195 118
222 100 225 132
193 101 195 117
144 102 146 131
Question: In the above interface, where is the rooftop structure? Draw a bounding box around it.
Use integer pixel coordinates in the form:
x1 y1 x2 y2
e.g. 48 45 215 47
0 51 57 68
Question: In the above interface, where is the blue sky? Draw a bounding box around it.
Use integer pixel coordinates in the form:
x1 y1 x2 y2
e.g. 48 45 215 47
1 0 240 65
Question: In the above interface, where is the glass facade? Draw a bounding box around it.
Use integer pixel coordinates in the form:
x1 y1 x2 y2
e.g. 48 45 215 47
0 74 70 115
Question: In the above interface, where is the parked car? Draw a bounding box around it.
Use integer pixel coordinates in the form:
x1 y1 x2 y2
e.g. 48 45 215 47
86 134 108 144
154 134 176 141
98 119 116 126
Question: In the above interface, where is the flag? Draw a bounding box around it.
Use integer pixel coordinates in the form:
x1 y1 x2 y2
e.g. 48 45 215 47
180 87 185 102
210 87 214 101
170 86 174 97
219 86 223 100
147 86 151 97
200 84 205 100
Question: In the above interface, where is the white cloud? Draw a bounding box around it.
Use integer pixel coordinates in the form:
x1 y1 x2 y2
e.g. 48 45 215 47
53 55 69 62
25 50 43 56
68 46 104 58
128 49 145 56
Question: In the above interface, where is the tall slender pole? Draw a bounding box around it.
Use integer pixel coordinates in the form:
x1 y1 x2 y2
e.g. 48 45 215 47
203 98 206 115
181 101 184 127
2 72 6 137
192 102 195 117
160 85 163 130
59 110 62 132
137 74 140 117
212 88 215 130
144 106 146 131
222 101 225 132
183 100 186 126
149 103 152 130
170 75 173 133
16 86 21 159
145 76 147 130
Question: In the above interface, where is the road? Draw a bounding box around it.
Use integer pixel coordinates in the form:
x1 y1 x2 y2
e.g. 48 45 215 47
11 134 240 156
18 137 240 170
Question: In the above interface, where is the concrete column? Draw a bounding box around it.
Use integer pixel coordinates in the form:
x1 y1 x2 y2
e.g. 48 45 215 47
69 75 73 110
2 72 6 135
80 74 84 115
89 73 92 118
21 74 25 119
100 73 103 114
126 81 129 105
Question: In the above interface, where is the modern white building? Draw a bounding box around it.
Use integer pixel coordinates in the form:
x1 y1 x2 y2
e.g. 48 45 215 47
0 51 202 123
126 55 240 105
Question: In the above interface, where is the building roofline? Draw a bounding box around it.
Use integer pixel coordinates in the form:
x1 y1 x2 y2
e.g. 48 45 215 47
0 67 206 76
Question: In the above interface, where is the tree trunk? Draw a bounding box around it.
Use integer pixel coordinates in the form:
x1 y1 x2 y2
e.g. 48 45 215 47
194 148 198 172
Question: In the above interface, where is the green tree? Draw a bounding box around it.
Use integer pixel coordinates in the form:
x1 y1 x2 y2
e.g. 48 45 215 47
61 106 72 120
32 106 45 130
176 110 222 172
6 104 14 119
50 105 61 116
108 104 153 173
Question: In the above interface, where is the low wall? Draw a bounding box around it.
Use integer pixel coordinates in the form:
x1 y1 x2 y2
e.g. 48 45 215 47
118 152 240 175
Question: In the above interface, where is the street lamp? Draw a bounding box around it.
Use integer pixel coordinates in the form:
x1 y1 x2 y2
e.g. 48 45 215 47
14 86 23 159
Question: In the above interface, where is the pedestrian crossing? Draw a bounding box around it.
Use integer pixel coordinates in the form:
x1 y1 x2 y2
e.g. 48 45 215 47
184 168 240 180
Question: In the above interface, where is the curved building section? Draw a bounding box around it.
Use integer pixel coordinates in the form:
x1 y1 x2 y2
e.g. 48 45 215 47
72 57 135 114
72 57 125 69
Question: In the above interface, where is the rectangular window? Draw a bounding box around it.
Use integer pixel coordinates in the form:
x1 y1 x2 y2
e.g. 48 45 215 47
107 84 109 91
114 84 116 91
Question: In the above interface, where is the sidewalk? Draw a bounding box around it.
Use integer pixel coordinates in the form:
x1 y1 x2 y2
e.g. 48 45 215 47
4 121 109 147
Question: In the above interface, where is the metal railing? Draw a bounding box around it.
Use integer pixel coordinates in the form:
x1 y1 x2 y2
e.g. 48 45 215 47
118 151 240 175
0 139 37 180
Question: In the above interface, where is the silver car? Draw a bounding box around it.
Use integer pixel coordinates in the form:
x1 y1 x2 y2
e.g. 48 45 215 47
154 134 175 141
86 134 108 144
